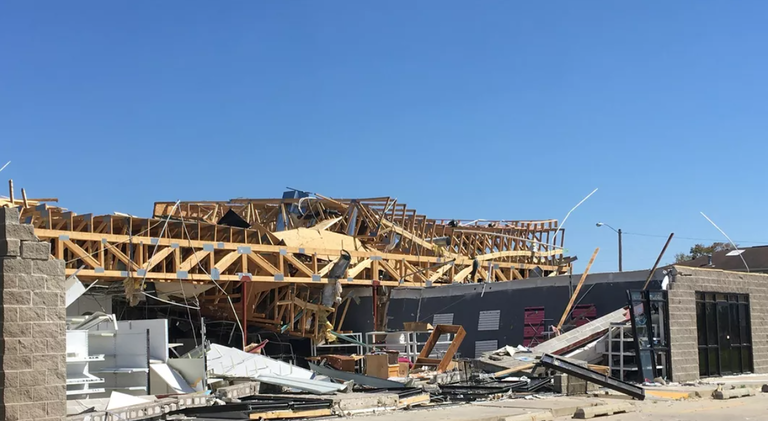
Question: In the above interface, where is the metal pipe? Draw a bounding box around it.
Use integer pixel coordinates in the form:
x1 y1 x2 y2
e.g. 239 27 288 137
641 233 674 291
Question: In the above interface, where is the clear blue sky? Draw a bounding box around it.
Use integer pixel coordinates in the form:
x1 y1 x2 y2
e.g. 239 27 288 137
2 1 767 274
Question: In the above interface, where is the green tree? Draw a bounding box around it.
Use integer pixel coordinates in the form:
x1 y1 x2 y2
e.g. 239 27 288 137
674 242 736 263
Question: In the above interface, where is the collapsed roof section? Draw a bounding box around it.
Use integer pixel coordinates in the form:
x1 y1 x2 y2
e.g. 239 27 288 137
17 189 575 340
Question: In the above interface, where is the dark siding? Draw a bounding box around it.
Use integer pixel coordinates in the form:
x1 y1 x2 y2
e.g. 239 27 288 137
341 277 661 359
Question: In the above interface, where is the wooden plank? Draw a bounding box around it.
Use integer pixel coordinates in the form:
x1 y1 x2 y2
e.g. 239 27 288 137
314 217 342 231
249 408 332 420
247 252 280 275
282 252 314 277
62 239 100 269
178 250 210 272
104 243 140 271
142 246 175 271
346 258 371 278
214 251 241 273
437 326 465 373
557 247 599 330
452 266 473 282
492 363 536 378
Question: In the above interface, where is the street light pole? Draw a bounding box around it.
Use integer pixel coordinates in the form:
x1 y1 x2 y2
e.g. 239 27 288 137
596 222 623 272
618 228 622 272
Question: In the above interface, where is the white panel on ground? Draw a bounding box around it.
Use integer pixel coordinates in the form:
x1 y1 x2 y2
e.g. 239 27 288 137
206 343 314 379
106 392 152 411
149 363 194 394
167 359 206 391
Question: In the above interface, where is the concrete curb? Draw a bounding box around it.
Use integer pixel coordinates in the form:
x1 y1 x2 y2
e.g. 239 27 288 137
713 388 756 400
505 411 555 421
573 402 636 419
645 389 697 400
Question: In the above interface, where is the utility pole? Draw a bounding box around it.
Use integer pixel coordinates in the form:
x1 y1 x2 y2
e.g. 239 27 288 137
618 228 623 272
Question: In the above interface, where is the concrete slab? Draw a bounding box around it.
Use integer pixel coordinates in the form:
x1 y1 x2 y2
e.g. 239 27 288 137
505 411 554 421
713 388 756 400
266 392 400 413
479 396 607 418
573 402 636 419
333 404 533 421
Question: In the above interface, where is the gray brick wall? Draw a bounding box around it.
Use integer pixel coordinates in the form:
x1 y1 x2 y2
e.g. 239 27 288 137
1 207 67 421
668 265 768 383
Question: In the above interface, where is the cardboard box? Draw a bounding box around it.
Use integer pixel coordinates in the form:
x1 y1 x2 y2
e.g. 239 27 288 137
388 364 399 378
404 322 433 332
397 362 410 377
364 354 390 379
320 354 355 372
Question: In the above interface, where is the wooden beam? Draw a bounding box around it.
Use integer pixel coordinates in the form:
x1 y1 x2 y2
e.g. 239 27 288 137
556 247 599 330
142 246 175 271
62 239 100 269
214 251 241 273
178 250 210 272
346 258 371 278
282 252 314 277
247 253 280 275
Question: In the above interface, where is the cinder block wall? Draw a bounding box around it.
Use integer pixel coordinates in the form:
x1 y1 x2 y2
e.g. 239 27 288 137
668 265 768 383
1 207 67 421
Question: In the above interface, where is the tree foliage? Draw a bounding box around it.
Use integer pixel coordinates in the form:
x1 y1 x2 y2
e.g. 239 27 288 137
674 242 736 263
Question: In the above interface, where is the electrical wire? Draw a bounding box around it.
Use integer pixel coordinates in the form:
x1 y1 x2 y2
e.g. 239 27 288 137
622 231 768 245
64 217 166 264
178 214 245 342
137 201 180 298
141 291 201 310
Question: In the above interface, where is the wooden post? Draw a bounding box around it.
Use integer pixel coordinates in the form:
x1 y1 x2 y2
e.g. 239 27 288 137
641 233 674 291
242 280 248 349
557 247 599 331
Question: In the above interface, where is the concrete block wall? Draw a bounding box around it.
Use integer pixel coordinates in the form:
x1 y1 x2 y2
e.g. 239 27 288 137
668 266 768 383
1 207 67 420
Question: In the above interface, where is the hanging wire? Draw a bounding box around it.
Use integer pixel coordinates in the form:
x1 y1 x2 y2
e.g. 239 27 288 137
65 218 166 264
177 213 245 342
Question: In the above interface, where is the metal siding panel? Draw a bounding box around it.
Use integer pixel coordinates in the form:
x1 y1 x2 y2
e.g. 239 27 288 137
477 310 501 331
433 314 454 344
432 313 454 325
475 340 498 358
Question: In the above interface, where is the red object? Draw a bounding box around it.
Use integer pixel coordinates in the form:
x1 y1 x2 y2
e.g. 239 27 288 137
523 307 545 347
242 281 248 349
245 339 269 354
571 304 597 327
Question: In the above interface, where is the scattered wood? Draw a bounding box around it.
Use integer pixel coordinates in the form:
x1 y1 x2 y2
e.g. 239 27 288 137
249 408 333 420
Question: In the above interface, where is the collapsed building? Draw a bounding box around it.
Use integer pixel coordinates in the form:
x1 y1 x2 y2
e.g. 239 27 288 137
1 188 767 420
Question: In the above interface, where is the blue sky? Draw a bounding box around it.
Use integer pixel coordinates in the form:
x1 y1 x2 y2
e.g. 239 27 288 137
2 1 767 274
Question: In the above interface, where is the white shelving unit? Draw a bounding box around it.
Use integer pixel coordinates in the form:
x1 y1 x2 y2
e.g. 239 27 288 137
310 332 364 358
364 330 455 363
606 322 667 382
88 329 151 397
66 330 105 398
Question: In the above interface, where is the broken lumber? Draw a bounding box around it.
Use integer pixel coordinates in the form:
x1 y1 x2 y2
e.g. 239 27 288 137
492 363 536 378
